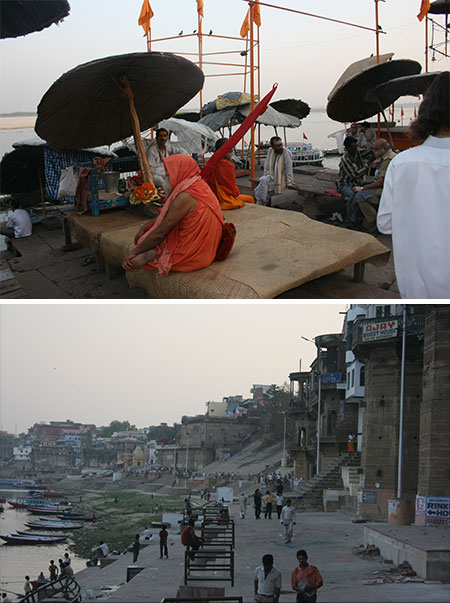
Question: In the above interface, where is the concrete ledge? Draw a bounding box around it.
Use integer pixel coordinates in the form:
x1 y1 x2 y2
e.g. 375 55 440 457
364 524 450 581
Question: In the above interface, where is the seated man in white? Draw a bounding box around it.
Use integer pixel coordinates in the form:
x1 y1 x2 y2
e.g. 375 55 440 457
145 127 185 188
254 136 297 206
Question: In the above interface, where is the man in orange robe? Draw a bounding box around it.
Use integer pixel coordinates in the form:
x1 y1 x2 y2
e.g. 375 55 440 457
122 155 223 274
205 138 254 210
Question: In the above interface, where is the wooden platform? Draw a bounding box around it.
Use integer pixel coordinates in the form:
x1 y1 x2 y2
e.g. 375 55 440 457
66 204 391 299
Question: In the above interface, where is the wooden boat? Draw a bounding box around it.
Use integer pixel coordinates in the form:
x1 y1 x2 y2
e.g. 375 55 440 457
17 530 70 538
25 520 83 530
1 533 67 544
8 497 54 509
57 512 97 521
29 505 72 515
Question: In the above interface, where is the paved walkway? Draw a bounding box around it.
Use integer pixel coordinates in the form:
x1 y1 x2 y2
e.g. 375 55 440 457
74 505 450 602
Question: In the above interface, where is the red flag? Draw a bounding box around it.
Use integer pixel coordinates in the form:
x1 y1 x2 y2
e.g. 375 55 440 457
414 106 417 118
303 133 308 140
417 0 430 21
196 0 204 17
201 84 279 180
240 10 250 38
138 0 153 35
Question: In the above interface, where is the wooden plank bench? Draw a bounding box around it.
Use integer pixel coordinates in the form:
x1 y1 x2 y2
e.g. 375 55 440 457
67 204 390 299
184 549 234 586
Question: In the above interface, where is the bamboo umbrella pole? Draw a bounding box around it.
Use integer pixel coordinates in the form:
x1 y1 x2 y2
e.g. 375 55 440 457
120 75 154 184
249 1 255 189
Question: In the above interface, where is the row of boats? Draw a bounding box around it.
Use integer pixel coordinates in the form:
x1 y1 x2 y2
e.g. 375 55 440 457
1 494 95 545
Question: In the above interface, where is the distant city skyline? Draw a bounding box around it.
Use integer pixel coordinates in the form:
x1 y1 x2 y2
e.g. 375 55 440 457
0 303 346 434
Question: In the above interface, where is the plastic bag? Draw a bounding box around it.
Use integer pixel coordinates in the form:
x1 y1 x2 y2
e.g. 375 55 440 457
58 166 79 198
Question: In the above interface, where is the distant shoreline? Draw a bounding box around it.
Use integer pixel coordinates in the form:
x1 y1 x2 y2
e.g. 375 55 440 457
0 115 36 130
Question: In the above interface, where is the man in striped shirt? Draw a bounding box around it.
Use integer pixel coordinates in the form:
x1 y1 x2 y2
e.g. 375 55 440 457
336 136 368 224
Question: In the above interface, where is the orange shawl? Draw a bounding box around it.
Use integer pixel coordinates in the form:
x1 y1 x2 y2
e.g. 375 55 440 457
137 154 224 275
205 158 254 210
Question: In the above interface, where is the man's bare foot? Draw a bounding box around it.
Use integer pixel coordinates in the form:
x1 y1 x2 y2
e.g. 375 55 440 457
127 249 157 270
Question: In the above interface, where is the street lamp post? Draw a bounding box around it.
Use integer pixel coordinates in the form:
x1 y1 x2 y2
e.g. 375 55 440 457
282 411 287 467
301 336 322 474
185 431 190 477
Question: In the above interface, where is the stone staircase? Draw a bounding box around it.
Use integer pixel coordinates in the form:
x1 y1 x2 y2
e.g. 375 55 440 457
293 452 361 511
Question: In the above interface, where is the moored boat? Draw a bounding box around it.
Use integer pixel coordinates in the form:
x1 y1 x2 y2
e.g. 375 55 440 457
17 530 70 538
28 505 72 515
25 519 83 530
0 533 67 544
7 497 54 509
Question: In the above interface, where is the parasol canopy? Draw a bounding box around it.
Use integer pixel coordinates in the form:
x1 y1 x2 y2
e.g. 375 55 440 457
326 59 422 122
428 0 450 14
269 98 310 120
0 0 70 39
157 118 219 156
35 52 204 151
364 72 442 105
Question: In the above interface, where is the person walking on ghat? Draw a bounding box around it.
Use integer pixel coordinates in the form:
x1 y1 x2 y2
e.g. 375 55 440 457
254 488 262 519
130 534 140 563
159 526 169 559
254 553 282 602
280 499 296 543
48 560 58 581
264 490 273 519
291 549 323 603
239 492 247 519
275 493 284 520
24 576 32 595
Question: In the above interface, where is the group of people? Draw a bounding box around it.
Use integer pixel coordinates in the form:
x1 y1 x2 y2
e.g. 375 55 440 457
254 550 323 603
23 554 73 596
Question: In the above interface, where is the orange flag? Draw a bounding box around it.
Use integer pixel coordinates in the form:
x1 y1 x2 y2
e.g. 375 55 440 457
414 106 417 118
138 0 153 35
388 106 393 116
303 133 308 140
253 1 261 27
240 10 250 38
401 106 405 117
417 0 430 21
196 0 204 17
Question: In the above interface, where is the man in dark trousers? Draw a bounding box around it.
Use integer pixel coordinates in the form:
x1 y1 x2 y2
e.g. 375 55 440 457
254 489 262 519
131 534 140 563
159 525 169 559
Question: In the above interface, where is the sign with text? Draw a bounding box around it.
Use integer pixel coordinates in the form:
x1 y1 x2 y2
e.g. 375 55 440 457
321 372 342 384
425 496 450 526
362 319 398 342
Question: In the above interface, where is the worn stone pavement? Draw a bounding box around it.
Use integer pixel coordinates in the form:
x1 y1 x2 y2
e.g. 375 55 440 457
73 504 450 602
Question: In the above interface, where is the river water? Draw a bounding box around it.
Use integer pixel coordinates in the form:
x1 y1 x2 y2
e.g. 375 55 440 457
0 490 87 600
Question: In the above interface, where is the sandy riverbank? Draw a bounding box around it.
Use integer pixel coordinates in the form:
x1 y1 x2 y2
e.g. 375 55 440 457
0 115 36 129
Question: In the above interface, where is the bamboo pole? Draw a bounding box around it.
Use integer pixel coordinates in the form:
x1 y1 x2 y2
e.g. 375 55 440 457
249 1 255 190
375 0 381 138
120 75 154 185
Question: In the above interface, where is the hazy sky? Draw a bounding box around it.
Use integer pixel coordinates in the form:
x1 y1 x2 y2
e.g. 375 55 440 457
0 0 444 115
0 303 346 434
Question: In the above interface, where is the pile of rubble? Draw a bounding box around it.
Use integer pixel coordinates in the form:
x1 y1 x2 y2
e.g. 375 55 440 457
363 561 427 585
355 543 380 556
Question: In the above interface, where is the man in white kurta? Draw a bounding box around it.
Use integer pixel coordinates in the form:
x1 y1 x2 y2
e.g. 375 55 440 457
145 128 185 187
254 136 296 206
377 135 450 299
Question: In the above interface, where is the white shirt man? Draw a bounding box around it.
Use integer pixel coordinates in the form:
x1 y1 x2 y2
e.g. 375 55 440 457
254 137 295 206
280 500 296 543
254 555 282 603
145 128 185 187
377 135 450 298
0 203 32 238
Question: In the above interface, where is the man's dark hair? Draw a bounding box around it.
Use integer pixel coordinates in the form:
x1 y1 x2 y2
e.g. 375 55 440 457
410 71 450 144
362 122 370 128
188 519 195 526
262 554 274 565
270 136 282 147
11 198 21 210
156 128 169 137
344 135 358 149
215 137 228 151
296 549 308 558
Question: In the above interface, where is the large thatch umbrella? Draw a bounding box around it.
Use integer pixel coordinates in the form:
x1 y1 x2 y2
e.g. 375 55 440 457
0 0 70 39
269 99 310 120
428 0 450 14
326 59 422 122
35 52 204 184
365 72 441 106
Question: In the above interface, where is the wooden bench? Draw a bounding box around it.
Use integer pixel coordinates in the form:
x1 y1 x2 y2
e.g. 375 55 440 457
184 549 234 586
67 204 390 299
